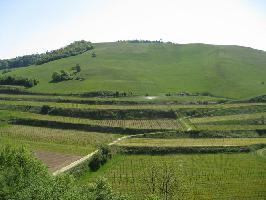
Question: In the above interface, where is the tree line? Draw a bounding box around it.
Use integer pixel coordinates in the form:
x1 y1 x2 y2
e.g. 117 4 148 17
117 39 163 43
0 40 93 70
0 75 39 87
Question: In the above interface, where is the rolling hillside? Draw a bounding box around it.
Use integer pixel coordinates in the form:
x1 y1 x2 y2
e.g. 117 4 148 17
3 42 266 99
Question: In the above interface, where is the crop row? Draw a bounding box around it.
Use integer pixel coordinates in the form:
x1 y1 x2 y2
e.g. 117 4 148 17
2 110 182 131
191 112 266 124
79 154 266 200
116 138 266 147
0 125 121 155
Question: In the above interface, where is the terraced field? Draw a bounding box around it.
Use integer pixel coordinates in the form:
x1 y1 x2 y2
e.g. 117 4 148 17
79 153 266 200
0 92 266 199
116 138 266 147
0 125 121 156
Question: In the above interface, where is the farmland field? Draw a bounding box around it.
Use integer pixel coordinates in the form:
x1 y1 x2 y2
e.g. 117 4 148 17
116 138 266 147
78 153 266 200
0 125 121 155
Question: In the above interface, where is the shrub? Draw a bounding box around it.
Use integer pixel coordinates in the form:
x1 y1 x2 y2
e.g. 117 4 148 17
72 64 81 73
89 151 103 171
40 105 52 114
52 71 62 82
89 145 113 171
92 52 97 57
51 70 73 82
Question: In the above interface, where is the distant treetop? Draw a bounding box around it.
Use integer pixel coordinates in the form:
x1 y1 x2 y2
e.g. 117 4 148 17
0 40 93 70
117 39 164 44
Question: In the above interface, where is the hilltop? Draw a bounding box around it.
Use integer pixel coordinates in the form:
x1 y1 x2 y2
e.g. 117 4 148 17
1 41 266 99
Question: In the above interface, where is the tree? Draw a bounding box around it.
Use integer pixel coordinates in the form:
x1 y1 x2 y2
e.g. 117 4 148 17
72 64 81 73
92 52 97 58
89 146 113 172
142 164 183 200
75 64 81 72
0 75 38 87
60 70 72 80
52 71 61 82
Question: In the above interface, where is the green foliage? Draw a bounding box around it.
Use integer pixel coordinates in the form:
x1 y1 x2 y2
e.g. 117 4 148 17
51 70 73 82
0 40 93 70
40 105 52 114
0 146 129 200
117 40 163 44
0 75 38 87
52 63 83 82
72 64 81 73
145 195 162 200
89 145 113 171
92 52 97 58
51 71 62 82
2 69 12 74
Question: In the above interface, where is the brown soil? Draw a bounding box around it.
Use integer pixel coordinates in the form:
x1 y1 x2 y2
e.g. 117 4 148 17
35 151 82 172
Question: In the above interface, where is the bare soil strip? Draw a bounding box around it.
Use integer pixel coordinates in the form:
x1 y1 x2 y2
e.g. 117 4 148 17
35 151 82 172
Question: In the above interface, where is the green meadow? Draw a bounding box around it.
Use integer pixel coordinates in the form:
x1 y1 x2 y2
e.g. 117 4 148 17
6 42 266 99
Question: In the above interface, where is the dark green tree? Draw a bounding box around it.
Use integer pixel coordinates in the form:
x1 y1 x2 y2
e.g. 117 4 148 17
52 71 62 82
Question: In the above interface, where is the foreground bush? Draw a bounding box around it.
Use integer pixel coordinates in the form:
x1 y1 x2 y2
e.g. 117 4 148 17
89 145 113 171
0 146 129 200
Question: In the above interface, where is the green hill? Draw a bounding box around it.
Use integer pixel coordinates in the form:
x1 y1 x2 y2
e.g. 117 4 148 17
3 42 266 99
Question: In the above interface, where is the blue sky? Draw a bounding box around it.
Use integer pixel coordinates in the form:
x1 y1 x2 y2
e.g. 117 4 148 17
0 0 265 58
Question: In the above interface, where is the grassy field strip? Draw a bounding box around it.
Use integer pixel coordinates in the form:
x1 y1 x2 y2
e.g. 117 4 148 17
191 112 266 124
0 93 230 103
0 125 121 155
1 99 266 110
2 110 182 130
196 124 266 131
116 138 266 147
255 148 266 159
178 117 193 131
78 154 266 199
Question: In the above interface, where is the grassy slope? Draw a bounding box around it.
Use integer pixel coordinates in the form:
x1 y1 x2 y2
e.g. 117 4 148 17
6 42 266 99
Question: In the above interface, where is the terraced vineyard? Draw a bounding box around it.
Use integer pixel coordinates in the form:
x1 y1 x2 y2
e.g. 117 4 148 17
79 154 266 200
0 125 121 155
116 138 266 147
0 92 266 199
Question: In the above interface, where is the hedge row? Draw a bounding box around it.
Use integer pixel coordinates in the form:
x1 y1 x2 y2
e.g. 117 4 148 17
1 103 177 120
46 107 177 119
119 144 266 155
139 130 266 139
